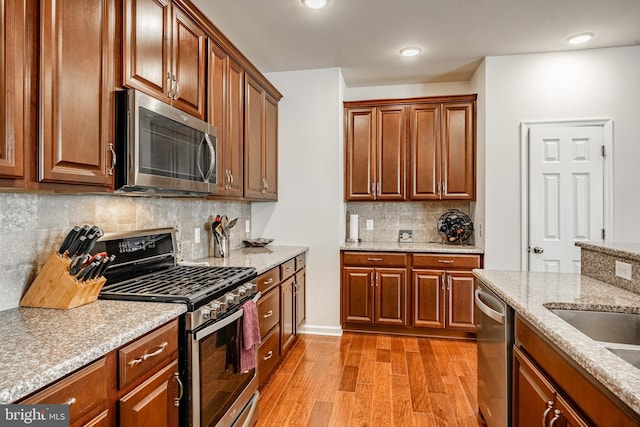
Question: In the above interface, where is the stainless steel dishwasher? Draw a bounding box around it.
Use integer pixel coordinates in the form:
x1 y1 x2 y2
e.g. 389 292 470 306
475 281 514 427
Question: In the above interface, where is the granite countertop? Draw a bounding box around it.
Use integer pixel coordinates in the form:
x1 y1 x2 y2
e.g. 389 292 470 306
0 300 186 404
193 245 309 274
473 269 640 415
340 241 483 254
577 241 640 262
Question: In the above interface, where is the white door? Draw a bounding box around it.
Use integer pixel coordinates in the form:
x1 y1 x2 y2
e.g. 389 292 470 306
528 126 604 273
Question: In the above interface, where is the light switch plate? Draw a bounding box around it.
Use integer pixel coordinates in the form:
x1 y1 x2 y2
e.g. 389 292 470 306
194 227 201 243
615 260 632 281
366 219 374 230
245 220 251 234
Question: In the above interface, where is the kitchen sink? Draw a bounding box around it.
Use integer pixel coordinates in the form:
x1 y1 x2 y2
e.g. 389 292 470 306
549 309 640 346
608 347 640 369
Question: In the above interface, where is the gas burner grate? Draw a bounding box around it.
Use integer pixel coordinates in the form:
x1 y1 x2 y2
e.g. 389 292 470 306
100 265 257 304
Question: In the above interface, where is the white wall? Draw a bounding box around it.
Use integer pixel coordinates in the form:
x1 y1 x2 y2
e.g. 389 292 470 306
482 46 640 270
344 81 472 101
469 60 487 251
253 68 345 335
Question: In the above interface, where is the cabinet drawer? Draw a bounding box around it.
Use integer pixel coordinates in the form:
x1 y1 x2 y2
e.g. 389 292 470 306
258 287 280 339
295 253 306 271
257 267 280 293
20 357 108 424
281 258 296 280
258 327 280 386
118 319 178 389
412 253 481 269
342 251 408 267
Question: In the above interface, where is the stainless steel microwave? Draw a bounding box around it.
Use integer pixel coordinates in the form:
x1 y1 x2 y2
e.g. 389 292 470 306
114 89 217 196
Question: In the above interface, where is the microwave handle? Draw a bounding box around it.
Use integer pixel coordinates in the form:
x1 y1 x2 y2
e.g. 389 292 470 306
203 133 216 183
196 136 207 182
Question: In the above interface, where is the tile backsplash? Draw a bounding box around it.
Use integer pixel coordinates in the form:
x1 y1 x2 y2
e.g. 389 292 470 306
346 201 473 243
0 193 250 311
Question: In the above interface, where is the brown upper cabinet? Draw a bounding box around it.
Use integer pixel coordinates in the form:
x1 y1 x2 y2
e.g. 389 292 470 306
0 0 26 180
208 40 244 197
123 0 206 120
344 105 406 200
39 0 116 187
244 75 278 201
344 95 476 202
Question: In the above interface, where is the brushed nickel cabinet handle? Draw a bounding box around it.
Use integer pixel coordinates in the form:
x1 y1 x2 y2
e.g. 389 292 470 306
549 409 561 427
542 401 554 427
166 72 173 97
367 258 383 261
263 310 273 318
263 350 273 360
108 143 116 175
174 372 183 407
263 278 274 285
64 397 76 406
128 341 168 366
438 260 454 264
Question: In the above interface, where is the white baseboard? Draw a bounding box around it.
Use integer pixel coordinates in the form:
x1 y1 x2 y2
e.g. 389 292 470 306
297 324 343 336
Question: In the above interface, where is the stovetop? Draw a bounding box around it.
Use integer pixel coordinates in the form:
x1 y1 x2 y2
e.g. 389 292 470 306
99 265 257 309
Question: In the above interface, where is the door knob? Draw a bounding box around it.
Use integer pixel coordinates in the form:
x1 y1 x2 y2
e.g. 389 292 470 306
532 246 544 254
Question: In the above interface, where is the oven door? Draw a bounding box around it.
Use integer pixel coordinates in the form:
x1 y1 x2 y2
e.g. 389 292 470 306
188 296 260 427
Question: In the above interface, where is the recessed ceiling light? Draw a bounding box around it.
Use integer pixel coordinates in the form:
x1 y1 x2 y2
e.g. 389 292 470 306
399 47 422 57
566 32 594 45
301 0 330 9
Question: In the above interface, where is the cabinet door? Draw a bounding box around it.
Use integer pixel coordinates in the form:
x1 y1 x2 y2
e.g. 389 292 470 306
39 0 115 186
209 42 244 196
344 107 375 200
446 271 476 331
119 360 180 427
342 267 374 324
513 346 557 427
295 269 306 331
0 0 25 178
441 101 475 200
244 75 265 199
280 276 296 354
412 269 445 329
170 5 205 119
409 103 441 200
376 105 406 200
123 0 170 99
263 93 278 200
374 267 407 326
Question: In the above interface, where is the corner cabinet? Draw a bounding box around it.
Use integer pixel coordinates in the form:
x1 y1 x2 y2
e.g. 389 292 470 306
39 0 116 187
344 95 476 202
341 250 481 338
244 75 279 200
123 0 206 119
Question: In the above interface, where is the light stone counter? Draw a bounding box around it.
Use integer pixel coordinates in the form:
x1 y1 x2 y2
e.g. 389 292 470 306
0 300 186 404
194 245 309 274
473 269 640 416
340 241 483 254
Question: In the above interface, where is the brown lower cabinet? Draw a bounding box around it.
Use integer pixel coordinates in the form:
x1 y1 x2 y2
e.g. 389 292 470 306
18 319 181 427
256 252 307 387
514 315 640 426
341 250 480 337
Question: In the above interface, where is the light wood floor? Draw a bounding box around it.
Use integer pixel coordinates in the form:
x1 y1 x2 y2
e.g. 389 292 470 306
256 332 481 427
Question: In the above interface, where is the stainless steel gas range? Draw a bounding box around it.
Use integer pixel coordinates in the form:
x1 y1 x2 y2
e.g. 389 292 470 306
95 228 260 427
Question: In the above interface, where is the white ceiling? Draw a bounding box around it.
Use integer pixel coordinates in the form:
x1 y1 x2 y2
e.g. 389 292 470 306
192 0 640 88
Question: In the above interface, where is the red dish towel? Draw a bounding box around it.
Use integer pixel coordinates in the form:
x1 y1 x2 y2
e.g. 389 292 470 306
240 299 261 373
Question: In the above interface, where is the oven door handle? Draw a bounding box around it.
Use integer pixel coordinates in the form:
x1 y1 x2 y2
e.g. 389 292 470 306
194 292 261 340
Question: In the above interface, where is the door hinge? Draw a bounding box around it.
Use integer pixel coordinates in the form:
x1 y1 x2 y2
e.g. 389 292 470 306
602 228 606 240
601 145 606 158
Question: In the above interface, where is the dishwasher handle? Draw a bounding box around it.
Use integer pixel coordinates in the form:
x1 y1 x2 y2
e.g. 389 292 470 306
475 288 505 324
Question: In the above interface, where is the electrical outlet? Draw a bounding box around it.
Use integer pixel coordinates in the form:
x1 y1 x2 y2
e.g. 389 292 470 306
194 227 201 243
366 219 374 230
478 223 483 238
245 220 251 234
615 261 632 280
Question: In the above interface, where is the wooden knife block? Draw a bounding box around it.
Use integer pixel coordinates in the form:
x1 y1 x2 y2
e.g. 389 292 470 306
20 252 107 309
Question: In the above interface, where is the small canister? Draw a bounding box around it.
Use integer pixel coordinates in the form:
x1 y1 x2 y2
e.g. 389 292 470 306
214 236 230 258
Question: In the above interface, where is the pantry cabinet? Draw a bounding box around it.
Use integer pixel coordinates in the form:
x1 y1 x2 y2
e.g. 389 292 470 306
123 0 206 119
39 0 116 187
344 105 406 200
0 0 26 179
344 95 476 202
208 40 244 196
